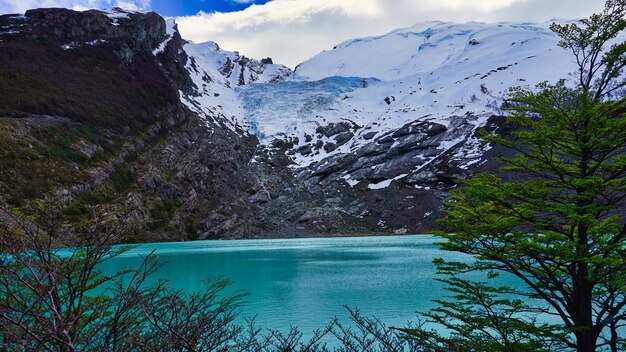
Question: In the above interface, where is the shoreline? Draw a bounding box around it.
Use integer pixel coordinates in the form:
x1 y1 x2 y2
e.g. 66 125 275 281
121 232 436 247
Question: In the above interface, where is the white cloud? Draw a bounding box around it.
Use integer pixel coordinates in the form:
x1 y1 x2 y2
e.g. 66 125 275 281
0 0 607 69
0 0 150 14
176 0 606 68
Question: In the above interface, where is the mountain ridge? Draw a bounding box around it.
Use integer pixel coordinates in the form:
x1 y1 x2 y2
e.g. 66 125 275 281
0 8 623 242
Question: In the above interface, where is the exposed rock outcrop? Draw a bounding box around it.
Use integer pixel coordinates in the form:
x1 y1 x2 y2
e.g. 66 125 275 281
24 8 165 63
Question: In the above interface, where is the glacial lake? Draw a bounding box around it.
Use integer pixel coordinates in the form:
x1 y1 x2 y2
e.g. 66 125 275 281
100 235 475 334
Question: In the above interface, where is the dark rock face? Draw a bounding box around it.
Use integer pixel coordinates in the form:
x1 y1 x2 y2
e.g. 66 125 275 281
0 8 262 241
213 49 291 86
23 8 165 63
362 131 377 140
0 7 179 128
155 22 195 94
316 122 352 137
297 144 312 155
323 142 338 153
334 132 354 146
249 113 497 235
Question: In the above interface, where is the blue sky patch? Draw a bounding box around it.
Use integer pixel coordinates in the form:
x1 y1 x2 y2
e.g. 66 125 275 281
151 0 272 17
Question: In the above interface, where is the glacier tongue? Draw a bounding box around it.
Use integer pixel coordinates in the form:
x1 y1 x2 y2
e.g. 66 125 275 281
236 76 376 141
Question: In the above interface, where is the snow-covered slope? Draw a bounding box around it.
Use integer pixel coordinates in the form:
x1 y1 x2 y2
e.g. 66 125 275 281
232 22 577 166
293 21 571 81
171 19 292 131
175 20 624 191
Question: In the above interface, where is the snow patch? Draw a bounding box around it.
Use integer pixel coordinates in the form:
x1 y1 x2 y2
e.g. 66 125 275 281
62 39 106 50
368 179 393 190
85 39 106 45
341 174 360 187
153 20 174 56
103 8 134 26
367 173 408 190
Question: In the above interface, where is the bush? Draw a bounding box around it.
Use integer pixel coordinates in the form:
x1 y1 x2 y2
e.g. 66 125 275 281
111 166 136 193
147 198 180 230
0 204 430 352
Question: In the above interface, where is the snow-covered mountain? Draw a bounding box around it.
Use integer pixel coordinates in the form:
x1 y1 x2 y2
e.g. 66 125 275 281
177 20 599 191
146 18 625 236
3 8 622 239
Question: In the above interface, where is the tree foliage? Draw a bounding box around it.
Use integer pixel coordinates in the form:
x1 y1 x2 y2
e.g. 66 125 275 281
0 202 247 351
0 202 437 351
411 1 626 351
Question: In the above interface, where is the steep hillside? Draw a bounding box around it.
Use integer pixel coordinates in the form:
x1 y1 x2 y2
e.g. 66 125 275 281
0 8 174 207
0 9 279 242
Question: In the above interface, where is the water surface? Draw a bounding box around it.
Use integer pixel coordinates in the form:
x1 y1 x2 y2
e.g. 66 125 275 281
101 235 469 333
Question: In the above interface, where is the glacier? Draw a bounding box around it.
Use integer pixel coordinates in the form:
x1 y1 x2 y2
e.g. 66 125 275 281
171 19 625 188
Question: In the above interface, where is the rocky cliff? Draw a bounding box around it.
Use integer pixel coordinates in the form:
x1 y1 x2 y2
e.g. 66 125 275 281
0 8 266 241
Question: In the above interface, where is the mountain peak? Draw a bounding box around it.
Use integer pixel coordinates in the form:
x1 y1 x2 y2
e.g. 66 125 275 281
293 21 559 82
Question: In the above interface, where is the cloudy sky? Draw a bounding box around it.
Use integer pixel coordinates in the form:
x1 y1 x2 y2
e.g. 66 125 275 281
0 0 606 68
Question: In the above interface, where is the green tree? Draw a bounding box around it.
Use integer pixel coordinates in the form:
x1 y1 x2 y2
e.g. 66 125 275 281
411 1 626 351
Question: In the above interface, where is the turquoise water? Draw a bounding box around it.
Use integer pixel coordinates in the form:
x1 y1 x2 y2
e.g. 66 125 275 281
100 235 472 334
